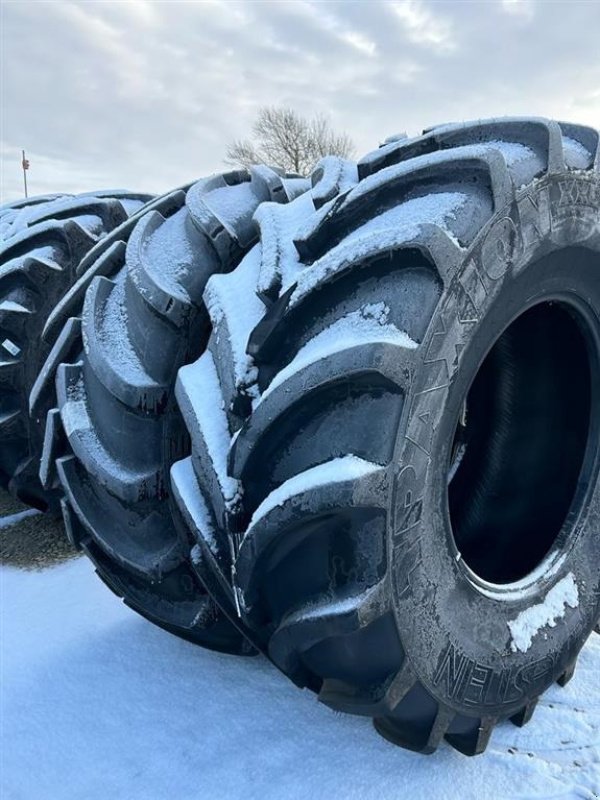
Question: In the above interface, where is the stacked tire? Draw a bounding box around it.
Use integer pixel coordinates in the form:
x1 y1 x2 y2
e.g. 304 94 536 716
0 190 152 510
12 117 600 757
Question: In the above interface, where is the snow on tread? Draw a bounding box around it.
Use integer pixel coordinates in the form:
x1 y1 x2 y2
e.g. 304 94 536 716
238 456 387 570
176 351 242 525
171 457 219 557
310 156 359 209
255 192 316 300
204 246 265 416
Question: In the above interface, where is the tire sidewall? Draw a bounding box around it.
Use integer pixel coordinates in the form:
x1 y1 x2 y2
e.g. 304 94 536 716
390 171 600 718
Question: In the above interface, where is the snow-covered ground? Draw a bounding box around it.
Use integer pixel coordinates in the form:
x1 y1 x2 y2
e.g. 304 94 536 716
1 556 599 800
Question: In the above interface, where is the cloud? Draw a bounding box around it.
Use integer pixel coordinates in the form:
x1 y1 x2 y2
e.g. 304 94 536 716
389 0 456 52
1 0 598 202
501 0 536 19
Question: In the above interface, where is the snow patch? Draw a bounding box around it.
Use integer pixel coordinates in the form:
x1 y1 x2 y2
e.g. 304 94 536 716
2 338 20 357
0 300 29 313
170 458 217 553
337 190 465 248
177 351 241 511
292 582 382 624
562 136 594 170
60 400 91 438
1 556 599 798
0 508 39 529
484 140 534 166
204 245 264 397
508 573 579 653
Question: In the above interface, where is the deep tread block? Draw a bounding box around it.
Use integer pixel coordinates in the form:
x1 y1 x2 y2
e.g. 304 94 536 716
125 208 199 325
56 362 161 501
171 458 246 625
254 193 316 303
83 276 166 412
56 455 179 580
236 458 388 615
231 341 416 480
510 700 538 727
202 248 265 426
445 718 496 757
295 146 514 263
557 660 577 687
269 580 389 676
39 408 63 491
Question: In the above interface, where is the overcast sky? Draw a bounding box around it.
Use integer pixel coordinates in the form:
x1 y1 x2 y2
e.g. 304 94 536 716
1 0 599 202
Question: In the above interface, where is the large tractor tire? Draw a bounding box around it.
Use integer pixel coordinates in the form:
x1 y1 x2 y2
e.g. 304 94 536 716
0 190 152 510
174 119 600 754
41 169 309 651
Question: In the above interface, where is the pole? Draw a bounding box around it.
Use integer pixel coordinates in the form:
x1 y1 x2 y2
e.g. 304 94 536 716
21 150 29 198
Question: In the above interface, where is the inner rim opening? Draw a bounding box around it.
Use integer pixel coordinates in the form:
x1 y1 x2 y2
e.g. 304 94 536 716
448 301 593 584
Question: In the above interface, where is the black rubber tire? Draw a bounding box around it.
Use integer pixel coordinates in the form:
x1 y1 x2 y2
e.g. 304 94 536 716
174 119 600 754
42 169 309 652
0 190 152 510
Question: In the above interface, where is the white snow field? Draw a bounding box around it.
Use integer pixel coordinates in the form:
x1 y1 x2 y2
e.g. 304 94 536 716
1 556 599 800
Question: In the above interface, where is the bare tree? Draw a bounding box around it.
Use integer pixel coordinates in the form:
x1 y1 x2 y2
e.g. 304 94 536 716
225 106 355 175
